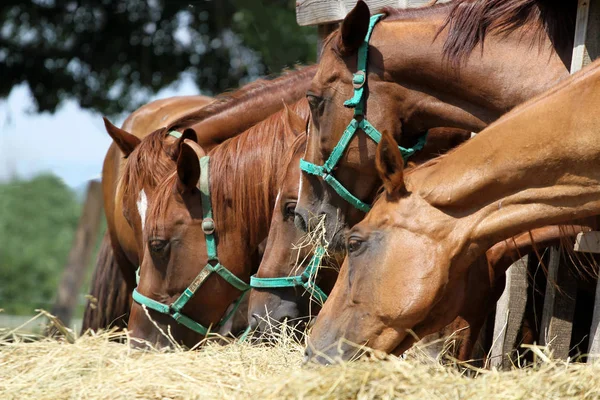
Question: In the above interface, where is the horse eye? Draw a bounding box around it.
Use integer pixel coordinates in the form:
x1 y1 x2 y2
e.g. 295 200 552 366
346 237 364 254
306 93 322 109
149 239 168 253
284 201 297 220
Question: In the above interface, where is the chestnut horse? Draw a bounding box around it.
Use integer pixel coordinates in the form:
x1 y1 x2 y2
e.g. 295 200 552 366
248 127 472 330
82 65 316 332
306 58 600 362
296 0 575 251
129 100 309 347
248 125 587 360
82 95 213 332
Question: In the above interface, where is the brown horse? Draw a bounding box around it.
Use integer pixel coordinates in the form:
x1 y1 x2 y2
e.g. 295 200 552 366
83 66 316 332
305 58 600 363
248 127 471 331
247 124 586 360
82 95 213 332
295 0 575 251
129 100 309 347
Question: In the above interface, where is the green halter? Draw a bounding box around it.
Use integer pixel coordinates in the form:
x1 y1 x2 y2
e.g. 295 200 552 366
300 14 427 213
250 245 328 304
132 153 250 336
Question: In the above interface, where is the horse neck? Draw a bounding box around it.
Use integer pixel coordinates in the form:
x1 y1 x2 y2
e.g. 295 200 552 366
408 61 600 256
374 10 570 131
180 66 316 148
209 99 309 251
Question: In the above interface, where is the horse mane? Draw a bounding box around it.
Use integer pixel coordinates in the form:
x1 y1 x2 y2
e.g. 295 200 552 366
438 0 576 65
166 65 317 131
148 99 310 248
120 128 175 208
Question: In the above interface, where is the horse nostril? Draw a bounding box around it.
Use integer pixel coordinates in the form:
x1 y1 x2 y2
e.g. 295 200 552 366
249 315 259 330
294 213 307 232
303 347 312 364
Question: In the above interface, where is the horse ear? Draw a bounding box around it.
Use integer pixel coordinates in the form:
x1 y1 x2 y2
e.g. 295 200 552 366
282 102 306 137
103 117 140 157
171 128 199 160
339 0 371 55
176 141 202 191
375 130 406 199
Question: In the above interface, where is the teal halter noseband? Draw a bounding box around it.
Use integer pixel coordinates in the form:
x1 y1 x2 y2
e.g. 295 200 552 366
300 14 427 213
250 245 328 304
132 151 250 336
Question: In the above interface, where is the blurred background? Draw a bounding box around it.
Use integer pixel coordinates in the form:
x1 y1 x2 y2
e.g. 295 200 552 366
0 0 316 329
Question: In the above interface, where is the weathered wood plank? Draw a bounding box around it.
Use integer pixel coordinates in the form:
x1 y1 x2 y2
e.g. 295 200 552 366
490 257 528 369
571 0 591 72
296 0 449 26
50 180 103 327
574 231 600 253
539 247 577 359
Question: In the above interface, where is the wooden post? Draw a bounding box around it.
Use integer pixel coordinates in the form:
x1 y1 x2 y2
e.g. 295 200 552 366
317 23 338 60
50 180 103 327
539 247 577 359
490 256 528 369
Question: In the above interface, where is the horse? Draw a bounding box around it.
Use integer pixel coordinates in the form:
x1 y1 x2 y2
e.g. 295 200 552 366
82 65 316 333
305 58 600 363
128 100 309 347
247 124 587 360
295 0 575 251
82 95 213 332
248 127 471 331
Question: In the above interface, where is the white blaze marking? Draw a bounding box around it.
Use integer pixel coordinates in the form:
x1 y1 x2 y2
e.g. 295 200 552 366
470 132 477 138
275 189 282 206
137 189 148 231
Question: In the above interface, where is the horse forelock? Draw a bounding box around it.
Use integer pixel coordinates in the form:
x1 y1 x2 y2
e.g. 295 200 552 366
438 0 575 65
121 128 175 211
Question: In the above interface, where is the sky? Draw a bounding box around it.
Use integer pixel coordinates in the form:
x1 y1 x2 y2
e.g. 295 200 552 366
0 76 199 189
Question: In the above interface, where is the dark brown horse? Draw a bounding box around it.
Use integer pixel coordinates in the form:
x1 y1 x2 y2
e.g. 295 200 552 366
129 100 310 347
305 60 600 362
295 0 574 251
82 66 316 333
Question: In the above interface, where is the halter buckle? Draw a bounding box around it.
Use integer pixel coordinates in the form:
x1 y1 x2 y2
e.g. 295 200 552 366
352 71 366 89
202 218 215 235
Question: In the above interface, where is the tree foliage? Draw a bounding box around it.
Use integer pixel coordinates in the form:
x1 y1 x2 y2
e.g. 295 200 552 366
0 0 316 116
0 174 81 315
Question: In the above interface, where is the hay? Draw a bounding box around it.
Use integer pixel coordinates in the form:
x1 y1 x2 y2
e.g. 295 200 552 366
2 316 600 399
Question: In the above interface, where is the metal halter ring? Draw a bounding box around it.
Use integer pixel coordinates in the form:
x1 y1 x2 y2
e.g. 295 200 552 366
202 218 215 235
352 71 366 89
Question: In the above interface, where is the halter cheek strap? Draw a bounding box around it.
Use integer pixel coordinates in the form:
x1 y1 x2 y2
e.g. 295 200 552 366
133 149 250 336
300 14 427 213
250 245 328 304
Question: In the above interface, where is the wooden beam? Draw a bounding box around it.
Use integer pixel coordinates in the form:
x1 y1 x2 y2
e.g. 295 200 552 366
296 0 450 27
574 231 600 253
539 247 577 359
50 180 103 328
489 257 528 369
